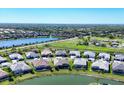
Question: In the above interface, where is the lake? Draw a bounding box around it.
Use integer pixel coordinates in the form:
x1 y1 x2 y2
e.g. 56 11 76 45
17 75 124 85
0 37 58 48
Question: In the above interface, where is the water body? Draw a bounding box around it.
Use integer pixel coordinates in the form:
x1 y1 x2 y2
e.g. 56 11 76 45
0 37 58 48
17 75 124 85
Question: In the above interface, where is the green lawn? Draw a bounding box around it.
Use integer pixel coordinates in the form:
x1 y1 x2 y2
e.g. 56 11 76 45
48 38 124 53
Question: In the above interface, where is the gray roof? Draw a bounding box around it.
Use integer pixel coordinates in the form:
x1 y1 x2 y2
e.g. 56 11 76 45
92 59 109 71
99 53 110 60
74 58 87 66
0 69 8 78
54 57 68 66
0 62 11 67
32 58 49 67
10 62 31 72
0 56 7 62
41 48 52 55
112 61 124 71
9 53 23 60
84 51 95 58
114 54 124 61
55 50 67 55
25 52 39 58
69 51 80 56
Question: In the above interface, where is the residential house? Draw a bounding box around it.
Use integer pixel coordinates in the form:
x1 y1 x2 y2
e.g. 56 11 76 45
32 58 51 71
114 54 124 61
54 57 69 69
98 53 110 61
10 62 31 75
25 51 39 59
55 50 67 57
73 58 88 70
112 61 124 74
69 50 80 59
91 59 109 72
41 48 53 57
0 56 7 64
0 69 9 81
84 51 95 62
0 62 11 68
9 53 23 61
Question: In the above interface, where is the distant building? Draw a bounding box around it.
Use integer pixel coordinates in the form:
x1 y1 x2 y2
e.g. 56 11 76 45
111 41 119 48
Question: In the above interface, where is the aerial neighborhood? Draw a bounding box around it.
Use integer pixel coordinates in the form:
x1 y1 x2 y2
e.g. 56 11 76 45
0 47 124 84
0 24 124 85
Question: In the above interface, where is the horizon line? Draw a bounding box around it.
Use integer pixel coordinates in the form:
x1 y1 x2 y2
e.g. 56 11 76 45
0 23 124 25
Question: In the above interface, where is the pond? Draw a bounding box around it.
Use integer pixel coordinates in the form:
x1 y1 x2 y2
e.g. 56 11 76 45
17 75 124 85
0 37 58 48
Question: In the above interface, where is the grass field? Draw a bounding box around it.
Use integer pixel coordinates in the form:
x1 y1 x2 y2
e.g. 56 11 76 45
48 37 124 53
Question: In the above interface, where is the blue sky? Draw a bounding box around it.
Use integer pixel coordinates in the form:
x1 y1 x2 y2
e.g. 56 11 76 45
0 8 124 24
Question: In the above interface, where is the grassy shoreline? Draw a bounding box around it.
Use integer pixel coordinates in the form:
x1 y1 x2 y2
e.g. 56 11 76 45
1 69 124 85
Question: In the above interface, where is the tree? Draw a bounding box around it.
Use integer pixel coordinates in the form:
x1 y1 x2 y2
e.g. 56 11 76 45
108 34 115 39
87 36 91 41
44 44 50 47
83 39 89 46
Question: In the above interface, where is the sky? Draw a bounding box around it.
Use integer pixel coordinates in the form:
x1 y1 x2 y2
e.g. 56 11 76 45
0 8 124 24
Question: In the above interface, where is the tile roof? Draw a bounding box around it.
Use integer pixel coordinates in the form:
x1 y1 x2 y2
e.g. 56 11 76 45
9 53 23 60
55 50 67 55
99 53 110 60
0 56 7 63
10 62 31 72
74 58 87 65
25 51 39 58
0 69 8 78
32 58 49 67
69 51 80 56
84 51 95 58
54 57 68 66
41 48 52 55
114 54 124 61
92 59 109 71
112 61 124 71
